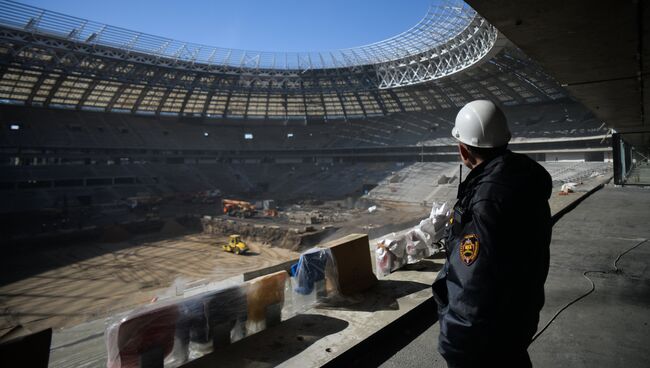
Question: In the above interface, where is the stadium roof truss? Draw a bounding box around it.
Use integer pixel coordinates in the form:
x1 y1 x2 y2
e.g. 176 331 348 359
0 0 566 119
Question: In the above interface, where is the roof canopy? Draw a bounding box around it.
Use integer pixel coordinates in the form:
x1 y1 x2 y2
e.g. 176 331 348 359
0 0 485 71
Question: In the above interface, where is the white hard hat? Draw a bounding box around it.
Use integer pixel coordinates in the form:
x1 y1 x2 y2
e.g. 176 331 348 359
451 100 511 148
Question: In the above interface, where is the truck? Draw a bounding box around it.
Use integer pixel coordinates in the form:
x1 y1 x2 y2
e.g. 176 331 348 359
222 199 256 218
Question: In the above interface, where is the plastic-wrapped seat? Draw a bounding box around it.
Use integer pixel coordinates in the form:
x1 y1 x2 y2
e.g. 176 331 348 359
182 284 248 358
293 247 333 295
106 304 184 368
245 271 289 334
203 285 249 345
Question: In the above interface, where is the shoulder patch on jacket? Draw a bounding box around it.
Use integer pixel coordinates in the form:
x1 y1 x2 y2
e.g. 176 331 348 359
459 234 479 266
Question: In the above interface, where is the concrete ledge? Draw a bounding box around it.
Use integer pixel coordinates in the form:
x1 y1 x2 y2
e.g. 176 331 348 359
243 260 295 282
184 258 443 368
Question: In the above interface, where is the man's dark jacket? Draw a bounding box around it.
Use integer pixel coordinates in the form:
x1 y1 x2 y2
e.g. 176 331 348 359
432 150 552 365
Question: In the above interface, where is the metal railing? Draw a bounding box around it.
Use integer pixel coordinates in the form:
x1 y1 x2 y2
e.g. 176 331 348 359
613 132 650 186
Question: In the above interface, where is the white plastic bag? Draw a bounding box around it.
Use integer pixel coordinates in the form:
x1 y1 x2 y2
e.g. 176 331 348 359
374 202 451 276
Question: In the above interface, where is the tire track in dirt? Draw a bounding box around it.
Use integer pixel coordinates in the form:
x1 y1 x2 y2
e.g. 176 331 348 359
0 233 300 333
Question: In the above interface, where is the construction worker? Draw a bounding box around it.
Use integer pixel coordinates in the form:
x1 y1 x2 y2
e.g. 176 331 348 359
432 100 552 367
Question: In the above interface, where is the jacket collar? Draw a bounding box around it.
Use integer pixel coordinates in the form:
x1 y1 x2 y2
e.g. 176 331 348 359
456 150 509 199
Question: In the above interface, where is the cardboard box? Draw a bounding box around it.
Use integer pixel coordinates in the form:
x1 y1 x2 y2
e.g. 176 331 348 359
321 233 377 296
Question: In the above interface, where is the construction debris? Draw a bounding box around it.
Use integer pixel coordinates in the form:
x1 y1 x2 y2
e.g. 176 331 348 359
559 182 581 195
285 210 323 225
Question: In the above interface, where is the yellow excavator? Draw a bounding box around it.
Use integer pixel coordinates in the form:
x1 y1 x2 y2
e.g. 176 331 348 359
222 234 249 255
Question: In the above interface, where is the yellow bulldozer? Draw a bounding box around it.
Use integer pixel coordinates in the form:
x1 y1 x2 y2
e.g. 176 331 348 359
222 234 249 255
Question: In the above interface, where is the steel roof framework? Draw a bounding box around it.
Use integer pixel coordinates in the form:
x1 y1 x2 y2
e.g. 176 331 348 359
0 1 481 68
0 1 565 119
0 49 566 119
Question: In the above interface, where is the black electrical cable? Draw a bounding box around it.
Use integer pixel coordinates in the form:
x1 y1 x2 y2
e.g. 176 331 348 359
612 238 647 273
531 238 648 343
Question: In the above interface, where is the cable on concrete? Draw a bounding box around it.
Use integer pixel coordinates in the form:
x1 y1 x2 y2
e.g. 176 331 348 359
531 238 648 343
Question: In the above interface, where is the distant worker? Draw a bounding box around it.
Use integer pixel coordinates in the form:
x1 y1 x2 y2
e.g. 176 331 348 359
432 100 552 367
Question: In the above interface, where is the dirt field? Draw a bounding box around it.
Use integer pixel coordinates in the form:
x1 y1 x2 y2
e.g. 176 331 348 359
0 197 431 341
0 233 299 338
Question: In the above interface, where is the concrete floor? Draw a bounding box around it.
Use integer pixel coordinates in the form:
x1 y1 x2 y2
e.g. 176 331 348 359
381 186 650 368
626 162 650 185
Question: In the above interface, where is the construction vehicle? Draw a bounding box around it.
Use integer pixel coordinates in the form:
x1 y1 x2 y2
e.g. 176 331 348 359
262 199 278 217
263 209 278 217
222 234 249 255
222 199 256 218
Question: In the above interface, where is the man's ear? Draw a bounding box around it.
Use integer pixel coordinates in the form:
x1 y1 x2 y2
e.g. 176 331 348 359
458 143 477 169
458 143 470 161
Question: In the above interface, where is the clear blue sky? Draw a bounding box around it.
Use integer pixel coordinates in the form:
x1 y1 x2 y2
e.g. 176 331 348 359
18 0 436 52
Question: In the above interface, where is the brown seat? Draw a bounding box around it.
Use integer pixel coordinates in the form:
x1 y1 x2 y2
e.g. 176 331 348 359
246 271 289 334
108 304 180 368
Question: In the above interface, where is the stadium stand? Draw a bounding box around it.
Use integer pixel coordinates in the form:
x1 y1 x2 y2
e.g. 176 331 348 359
0 0 611 229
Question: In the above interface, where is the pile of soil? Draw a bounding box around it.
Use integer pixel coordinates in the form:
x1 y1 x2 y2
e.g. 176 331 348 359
159 219 187 237
99 225 131 243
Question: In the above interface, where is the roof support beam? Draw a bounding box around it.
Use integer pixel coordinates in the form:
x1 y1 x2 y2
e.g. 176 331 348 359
417 87 443 110
408 89 429 111
155 86 175 115
201 76 225 117
301 83 308 119
222 88 233 118
264 90 271 119
105 83 131 111
131 85 151 113
354 91 367 118
433 85 456 108
386 89 406 112
335 91 348 120
319 92 328 119
243 90 252 118
370 90 388 115
156 72 186 115
43 74 66 107
131 69 166 113
180 74 204 115
25 71 49 106
76 78 102 110
0 64 8 82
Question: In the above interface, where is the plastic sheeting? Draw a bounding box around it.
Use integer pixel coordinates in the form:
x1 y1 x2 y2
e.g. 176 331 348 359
245 271 289 335
105 273 290 368
286 247 341 314
375 202 451 277
293 248 333 295
104 245 353 367
105 302 184 368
